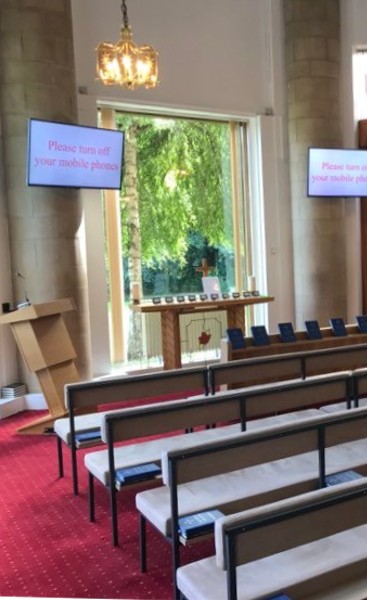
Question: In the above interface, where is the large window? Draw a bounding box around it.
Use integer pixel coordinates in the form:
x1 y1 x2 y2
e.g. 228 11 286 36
101 109 252 366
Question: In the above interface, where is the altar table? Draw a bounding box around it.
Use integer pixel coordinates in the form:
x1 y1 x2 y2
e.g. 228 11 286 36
133 295 274 370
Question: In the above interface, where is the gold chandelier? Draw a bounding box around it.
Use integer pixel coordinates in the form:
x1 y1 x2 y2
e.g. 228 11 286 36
96 0 158 89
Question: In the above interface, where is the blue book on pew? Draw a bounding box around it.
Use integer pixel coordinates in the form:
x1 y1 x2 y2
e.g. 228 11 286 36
178 509 224 539
329 317 348 337
226 327 246 349
115 462 161 488
305 320 322 340
325 470 363 487
251 325 270 346
278 322 296 343
74 429 101 448
356 315 367 333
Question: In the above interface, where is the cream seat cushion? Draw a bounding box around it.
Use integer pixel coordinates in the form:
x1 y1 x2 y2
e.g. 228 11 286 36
84 409 320 486
136 438 367 536
54 411 109 445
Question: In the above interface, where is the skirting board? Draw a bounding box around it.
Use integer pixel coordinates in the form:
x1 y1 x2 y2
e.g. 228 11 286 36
0 393 47 419
0 396 25 419
24 393 47 410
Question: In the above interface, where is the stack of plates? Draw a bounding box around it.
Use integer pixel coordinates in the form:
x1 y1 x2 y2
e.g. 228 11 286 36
1 383 27 398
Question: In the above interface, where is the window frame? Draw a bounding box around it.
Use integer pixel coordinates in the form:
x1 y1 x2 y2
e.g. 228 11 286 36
100 105 257 365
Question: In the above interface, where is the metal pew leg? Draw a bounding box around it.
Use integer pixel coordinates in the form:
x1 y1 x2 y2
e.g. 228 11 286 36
71 444 79 496
172 534 181 600
109 483 119 547
88 472 95 522
56 436 64 478
139 514 147 573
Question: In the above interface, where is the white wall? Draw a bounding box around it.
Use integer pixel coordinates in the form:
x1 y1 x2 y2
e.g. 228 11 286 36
71 0 276 115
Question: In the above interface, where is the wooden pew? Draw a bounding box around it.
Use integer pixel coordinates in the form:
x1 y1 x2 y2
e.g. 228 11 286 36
199 370 353 421
177 479 367 600
211 342 367 392
136 403 367 599
54 335 367 496
54 366 208 494
351 367 367 407
209 352 304 392
303 344 367 378
221 324 367 363
85 371 351 547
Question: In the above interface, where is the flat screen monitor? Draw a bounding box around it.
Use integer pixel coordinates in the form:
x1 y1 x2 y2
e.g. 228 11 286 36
307 147 367 197
27 118 124 190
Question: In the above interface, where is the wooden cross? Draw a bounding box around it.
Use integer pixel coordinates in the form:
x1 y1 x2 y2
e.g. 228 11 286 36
195 258 214 278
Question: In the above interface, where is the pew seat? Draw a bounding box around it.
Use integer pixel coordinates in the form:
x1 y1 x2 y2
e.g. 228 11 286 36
136 437 367 538
85 408 320 487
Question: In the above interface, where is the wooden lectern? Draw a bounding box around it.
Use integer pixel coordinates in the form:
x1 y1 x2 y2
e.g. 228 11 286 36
0 298 80 434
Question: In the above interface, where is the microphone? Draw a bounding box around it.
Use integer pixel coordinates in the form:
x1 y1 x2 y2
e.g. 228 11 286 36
14 271 31 309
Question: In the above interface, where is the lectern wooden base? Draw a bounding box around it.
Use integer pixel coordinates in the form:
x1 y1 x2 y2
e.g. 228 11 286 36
0 299 80 434
16 412 66 435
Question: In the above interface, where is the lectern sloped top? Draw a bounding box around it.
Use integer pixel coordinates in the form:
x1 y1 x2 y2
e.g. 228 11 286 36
0 298 75 325
0 297 77 372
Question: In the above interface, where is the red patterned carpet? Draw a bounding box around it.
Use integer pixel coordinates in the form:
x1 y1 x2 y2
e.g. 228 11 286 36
0 411 213 599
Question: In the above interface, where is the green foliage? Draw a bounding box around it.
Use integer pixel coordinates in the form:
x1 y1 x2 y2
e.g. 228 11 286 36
116 113 234 267
123 231 235 297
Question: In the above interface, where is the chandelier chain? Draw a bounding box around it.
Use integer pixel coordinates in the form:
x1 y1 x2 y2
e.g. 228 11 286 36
121 0 129 29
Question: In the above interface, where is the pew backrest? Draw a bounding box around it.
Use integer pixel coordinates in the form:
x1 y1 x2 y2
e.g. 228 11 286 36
216 479 367 600
303 344 367 378
227 370 351 421
352 367 367 405
162 404 367 489
209 353 304 392
101 370 352 446
188 370 352 427
101 393 242 444
65 365 209 413
212 343 367 394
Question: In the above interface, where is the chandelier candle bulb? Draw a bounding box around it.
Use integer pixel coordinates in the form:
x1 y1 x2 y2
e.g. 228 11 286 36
247 275 256 292
96 0 158 89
